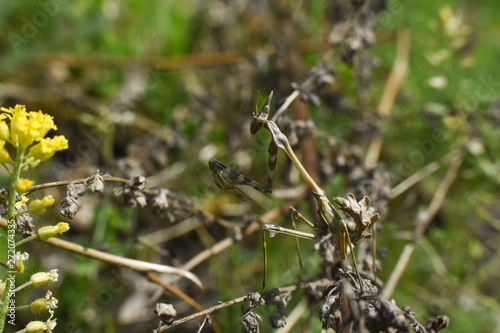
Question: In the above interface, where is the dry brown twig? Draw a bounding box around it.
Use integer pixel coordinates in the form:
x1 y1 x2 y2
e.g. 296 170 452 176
154 279 332 332
381 150 465 299
0 218 203 290
365 28 411 169
390 150 460 199
24 176 155 196
147 273 223 333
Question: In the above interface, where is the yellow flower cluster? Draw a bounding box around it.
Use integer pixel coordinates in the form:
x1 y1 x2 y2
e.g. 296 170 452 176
0 104 68 163
14 178 35 193
29 195 55 215
29 136 69 162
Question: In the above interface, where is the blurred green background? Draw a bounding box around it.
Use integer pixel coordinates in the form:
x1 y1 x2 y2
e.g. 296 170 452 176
1 0 499 332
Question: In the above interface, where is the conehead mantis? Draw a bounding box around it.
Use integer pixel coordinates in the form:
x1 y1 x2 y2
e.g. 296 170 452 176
209 92 379 290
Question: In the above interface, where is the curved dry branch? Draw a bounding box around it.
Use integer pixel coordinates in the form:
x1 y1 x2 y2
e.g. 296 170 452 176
23 176 158 196
0 218 203 290
44 236 203 290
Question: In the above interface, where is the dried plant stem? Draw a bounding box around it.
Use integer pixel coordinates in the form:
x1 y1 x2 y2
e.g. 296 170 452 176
138 216 204 246
24 176 142 195
147 272 204 312
155 279 332 332
381 151 465 299
271 89 301 122
43 236 203 289
154 295 247 333
180 236 235 272
365 28 411 168
390 149 459 199
147 273 223 333
0 218 203 290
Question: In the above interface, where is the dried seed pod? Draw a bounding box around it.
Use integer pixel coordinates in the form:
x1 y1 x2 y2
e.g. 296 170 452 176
114 175 148 208
60 196 80 219
84 170 104 193
130 175 147 190
155 303 176 318
240 310 262 333
59 184 81 219
403 305 427 332
263 289 292 311
425 315 450 333
150 188 170 212
270 311 286 328
12 193 35 237
16 212 35 237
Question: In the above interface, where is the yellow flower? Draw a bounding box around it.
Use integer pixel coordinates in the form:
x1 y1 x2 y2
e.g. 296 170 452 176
1 105 57 147
30 292 58 313
30 269 59 286
30 299 49 313
0 116 9 141
29 135 68 162
14 178 35 193
25 319 57 333
12 252 29 274
38 222 70 241
15 195 29 209
29 195 55 214
0 140 11 163
25 321 46 333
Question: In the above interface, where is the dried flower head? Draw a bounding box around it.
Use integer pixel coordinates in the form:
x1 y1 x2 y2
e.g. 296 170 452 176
114 175 147 208
155 303 176 318
240 310 262 333
84 170 104 193
59 184 81 219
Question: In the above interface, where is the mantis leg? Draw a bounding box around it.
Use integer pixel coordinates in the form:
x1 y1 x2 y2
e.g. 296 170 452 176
208 138 278 198
260 228 267 303
372 222 377 287
289 207 316 282
260 207 317 300
340 220 364 289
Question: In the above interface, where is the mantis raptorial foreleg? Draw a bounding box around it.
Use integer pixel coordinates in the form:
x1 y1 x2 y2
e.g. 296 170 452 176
208 158 267 200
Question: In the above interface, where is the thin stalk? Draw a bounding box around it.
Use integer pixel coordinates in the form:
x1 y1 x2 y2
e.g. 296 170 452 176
381 151 464 299
0 146 26 331
16 234 39 247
